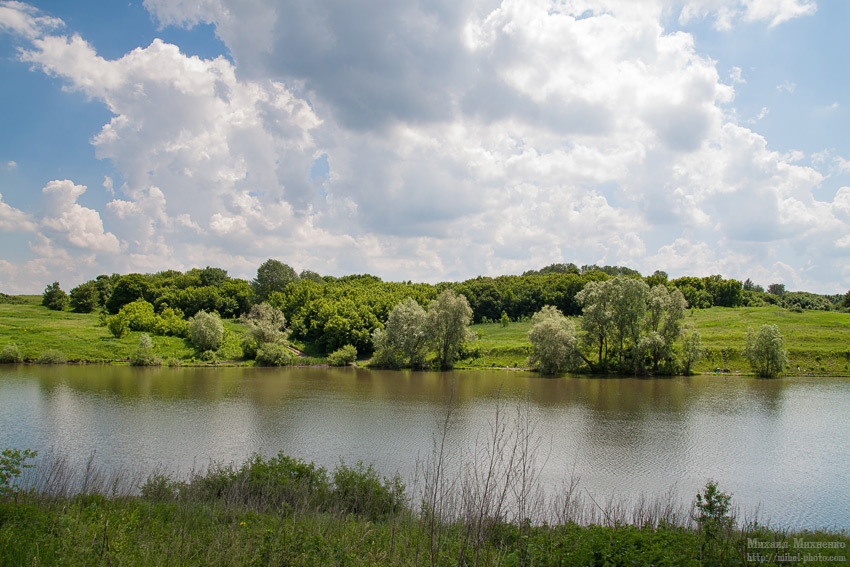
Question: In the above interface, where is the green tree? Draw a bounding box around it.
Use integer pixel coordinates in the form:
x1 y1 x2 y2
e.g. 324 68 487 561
500 310 510 327
69 281 100 313
641 285 687 373
253 259 299 301
681 329 706 375
189 311 224 352
527 305 582 374
106 273 150 313
242 302 288 346
576 279 615 369
743 324 788 377
41 282 68 311
609 277 650 368
426 290 473 370
197 266 229 287
372 297 428 368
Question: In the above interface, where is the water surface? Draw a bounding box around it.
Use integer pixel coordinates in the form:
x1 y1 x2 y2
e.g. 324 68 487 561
0 365 847 529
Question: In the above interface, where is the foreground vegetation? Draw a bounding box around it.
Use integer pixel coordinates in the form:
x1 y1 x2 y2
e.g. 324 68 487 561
0 448 846 567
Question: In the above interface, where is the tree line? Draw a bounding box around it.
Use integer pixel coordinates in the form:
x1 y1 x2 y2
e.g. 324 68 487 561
36 260 831 371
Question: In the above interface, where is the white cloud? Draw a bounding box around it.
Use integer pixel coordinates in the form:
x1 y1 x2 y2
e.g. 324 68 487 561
4 160 16 170
40 180 121 252
777 81 796 93
0 192 37 232
679 0 817 30
0 0 848 294
0 0 62 39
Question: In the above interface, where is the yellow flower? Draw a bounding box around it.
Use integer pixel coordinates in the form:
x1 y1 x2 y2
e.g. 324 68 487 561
239 521 246 527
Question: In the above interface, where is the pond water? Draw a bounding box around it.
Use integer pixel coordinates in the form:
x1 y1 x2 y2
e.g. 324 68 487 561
0 365 847 529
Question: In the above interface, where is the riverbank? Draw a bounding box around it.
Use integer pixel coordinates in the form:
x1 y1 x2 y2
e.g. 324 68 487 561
2 297 849 375
1 451 846 567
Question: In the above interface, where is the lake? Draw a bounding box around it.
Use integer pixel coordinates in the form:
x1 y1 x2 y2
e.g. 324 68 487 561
0 365 847 529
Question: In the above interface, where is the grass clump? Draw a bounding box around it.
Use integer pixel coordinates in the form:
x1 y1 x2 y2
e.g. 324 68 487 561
0 343 23 363
34 349 66 365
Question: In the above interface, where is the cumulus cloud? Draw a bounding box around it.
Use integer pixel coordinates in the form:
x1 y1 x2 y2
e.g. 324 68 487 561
40 180 121 252
0 192 37 232
1 0 848 293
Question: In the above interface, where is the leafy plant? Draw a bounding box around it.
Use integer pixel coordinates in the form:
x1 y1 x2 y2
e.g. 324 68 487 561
41 282 68 311
328 344 357 366
743 324 788 377
0 343 23 363
0 448 37 497
189 311 224 351
35 349 66 364
255 343 293 366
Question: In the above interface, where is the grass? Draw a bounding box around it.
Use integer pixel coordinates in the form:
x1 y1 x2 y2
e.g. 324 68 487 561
0 446 846 567
0 297 247 364
2 298 850 374
466 306 850 375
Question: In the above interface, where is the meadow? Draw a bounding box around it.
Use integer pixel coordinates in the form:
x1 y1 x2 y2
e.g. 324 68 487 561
2 296 849 375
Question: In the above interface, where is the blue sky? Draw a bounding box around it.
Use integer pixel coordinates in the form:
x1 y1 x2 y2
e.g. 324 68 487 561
1 0 849 293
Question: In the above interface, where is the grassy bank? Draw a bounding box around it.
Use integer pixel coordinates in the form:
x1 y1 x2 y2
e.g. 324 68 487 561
1 450 846 567
466 307 850 375
2 297 850 374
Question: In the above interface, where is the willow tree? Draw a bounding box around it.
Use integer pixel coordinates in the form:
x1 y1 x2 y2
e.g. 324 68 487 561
426 290 474 370
527 305 583 374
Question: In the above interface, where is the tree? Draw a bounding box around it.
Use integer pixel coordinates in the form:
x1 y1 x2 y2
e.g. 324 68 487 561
253 259 299 301
743 324 788 377
41 282 68 311
767 283 786 296
299 269 325 283
576 279 615 369
527 305 582 374
69 281 100 313
105 273 150 313
372 297 428 368
681 329 706 375
189 311 224 351
641 285 687 373
242 302 288 346
426 290 473 370
198 266 229 287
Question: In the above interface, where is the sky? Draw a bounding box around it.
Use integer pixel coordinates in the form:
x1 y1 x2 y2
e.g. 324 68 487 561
1 0 849 294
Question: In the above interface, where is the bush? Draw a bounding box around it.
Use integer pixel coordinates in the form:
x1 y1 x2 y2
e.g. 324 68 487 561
130 334 160 366
0 343 23 363
0 448 37 497
255 343 294 366
188 311 224 351
332 460 406 520
153 307 188 337
107 314 129 338
199 349 216 362
35 349 66 364
41 282 68 311
328 344 357 366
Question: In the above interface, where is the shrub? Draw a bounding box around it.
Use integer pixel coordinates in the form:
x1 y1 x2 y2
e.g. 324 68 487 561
35 349 66 364
328 344 357 366
0 343 23 363
130 334 160 366
107 314 129 338
527 305 581 374
242 302 288 345
41 281 68 311
119 300 158 333
153 306 188 337
200 349 216 362
255 343 293 366
332 460 406 520
0 448 37 497
188 311 224 351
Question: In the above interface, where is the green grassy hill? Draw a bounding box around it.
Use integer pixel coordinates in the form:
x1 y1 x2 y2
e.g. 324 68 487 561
2 298 849 374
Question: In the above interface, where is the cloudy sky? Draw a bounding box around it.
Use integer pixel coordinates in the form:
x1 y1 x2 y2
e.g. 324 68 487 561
1 0 848 293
